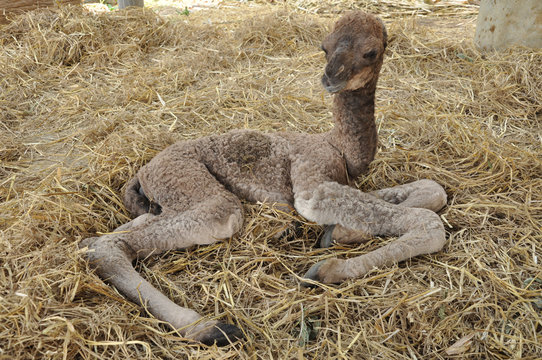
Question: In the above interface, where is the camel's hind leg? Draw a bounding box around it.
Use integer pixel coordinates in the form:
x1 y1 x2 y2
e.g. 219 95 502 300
294 181 446 285
320 179 447 247
81 163 245 346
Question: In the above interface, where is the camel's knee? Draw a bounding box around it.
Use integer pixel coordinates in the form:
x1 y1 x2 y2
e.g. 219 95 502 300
293 194 328 224
412 208 446 254
210 207 243 240
80 235 136 277
395 179 447 212
293 182 345 224
417 179 447 212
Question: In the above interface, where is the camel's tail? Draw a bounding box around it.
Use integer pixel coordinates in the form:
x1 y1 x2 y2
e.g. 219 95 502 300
123 176 162 217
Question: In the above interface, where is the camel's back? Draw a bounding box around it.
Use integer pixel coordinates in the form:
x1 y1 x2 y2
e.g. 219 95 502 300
136 129 348 208
197 129 294 204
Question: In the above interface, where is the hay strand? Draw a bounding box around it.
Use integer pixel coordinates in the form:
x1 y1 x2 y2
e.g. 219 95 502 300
1 2 540 359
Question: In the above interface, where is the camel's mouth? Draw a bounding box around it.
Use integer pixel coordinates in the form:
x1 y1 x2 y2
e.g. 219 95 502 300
321 74 346 93
322 68 373 93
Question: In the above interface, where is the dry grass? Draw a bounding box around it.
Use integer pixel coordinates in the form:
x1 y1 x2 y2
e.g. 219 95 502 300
0 1 541 359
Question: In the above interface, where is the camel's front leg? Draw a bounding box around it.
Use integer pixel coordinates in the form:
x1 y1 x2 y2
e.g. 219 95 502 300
294 181 446 284
320 179 447 247
369 179 447 212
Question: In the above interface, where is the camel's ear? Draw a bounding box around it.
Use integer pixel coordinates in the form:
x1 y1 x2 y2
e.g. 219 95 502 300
376 17 388 50
382 22 388 50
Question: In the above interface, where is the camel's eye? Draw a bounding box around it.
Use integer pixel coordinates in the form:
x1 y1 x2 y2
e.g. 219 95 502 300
321 45 328 54
363 49 377 59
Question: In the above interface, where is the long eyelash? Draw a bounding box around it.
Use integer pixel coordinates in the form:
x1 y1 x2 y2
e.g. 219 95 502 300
363 50 377 59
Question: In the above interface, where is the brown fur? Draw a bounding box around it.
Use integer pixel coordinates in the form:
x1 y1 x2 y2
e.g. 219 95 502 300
81 11 447 345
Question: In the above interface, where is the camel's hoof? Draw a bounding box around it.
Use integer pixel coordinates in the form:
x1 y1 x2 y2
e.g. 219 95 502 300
319 225 336 248
302 258 349 287
199 322 244 347
300 260 327 288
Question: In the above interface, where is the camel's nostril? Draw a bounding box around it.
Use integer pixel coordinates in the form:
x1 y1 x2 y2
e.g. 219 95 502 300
321 74 330 87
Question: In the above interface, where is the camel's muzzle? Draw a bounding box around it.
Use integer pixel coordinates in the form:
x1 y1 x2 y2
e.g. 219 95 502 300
321 73 346 93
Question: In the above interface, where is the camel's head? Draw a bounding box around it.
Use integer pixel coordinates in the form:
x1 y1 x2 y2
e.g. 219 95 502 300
321 11 387 93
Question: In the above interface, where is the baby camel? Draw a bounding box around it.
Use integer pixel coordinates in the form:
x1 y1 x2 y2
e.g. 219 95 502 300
81 11 447 346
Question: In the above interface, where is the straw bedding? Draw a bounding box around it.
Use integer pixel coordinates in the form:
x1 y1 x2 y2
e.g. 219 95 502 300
0 1 540 359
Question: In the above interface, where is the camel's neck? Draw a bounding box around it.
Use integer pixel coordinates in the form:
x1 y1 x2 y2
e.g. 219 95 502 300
325 87 377 179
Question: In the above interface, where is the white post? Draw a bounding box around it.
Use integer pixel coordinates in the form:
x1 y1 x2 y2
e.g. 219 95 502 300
118 0 144 9
475 0 542 50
